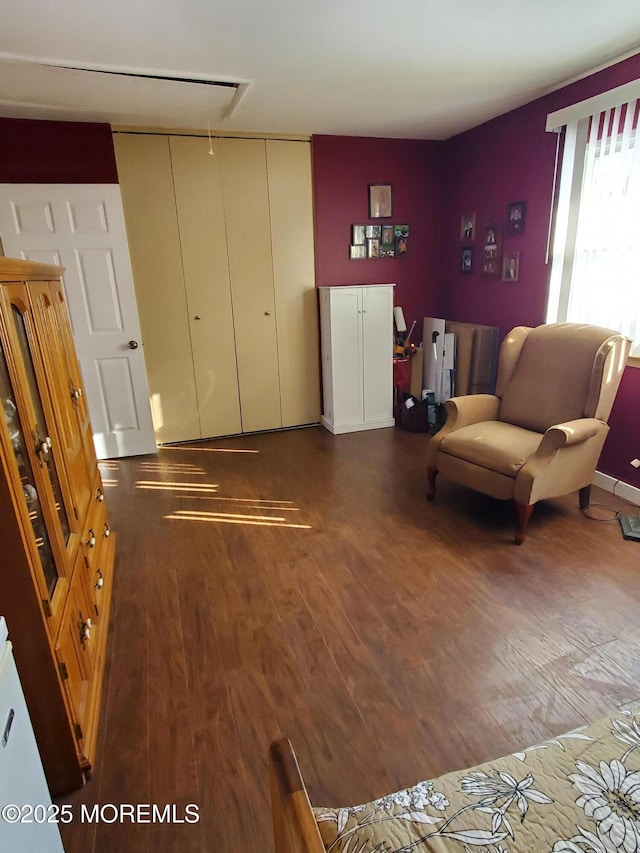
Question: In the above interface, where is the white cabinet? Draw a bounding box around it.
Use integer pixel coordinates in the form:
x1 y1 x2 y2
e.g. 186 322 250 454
0 618 64 852
319 285 395 434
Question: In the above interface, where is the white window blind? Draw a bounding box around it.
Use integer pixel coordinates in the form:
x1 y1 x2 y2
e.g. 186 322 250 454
547 97 640 357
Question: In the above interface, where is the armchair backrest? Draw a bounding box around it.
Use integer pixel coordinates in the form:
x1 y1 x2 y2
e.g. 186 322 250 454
496 323 630 432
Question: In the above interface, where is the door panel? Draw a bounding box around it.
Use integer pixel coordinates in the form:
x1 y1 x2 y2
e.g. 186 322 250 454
266 140 320 427
362 287 394 422
170 136 242 439
0 184 156 458
219 139 282 433
113 135 200 445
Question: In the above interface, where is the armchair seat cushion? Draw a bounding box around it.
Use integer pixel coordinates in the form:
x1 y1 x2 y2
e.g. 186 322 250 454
439 421 542 478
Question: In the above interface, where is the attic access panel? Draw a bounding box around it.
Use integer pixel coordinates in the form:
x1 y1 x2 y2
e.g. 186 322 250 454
0 59 249 127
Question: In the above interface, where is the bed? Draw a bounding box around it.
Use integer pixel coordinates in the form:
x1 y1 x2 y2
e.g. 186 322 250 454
270 707 640 852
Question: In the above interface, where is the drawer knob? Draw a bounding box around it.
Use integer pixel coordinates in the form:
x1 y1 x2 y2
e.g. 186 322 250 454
95 570 104 590
87 529 96 548
96 488 105 503
103 523 110 538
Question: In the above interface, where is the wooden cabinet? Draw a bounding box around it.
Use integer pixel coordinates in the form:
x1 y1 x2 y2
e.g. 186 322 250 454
113 132 320 444
0 258 114 794
319 285 395 434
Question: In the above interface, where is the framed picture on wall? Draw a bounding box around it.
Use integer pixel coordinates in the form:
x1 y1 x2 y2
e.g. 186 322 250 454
460 212 476 241
352 224 366 245
369 184 392 218
350 244 366 260
507 202 526 234
396 236 408 256
367 238 380 258
461 247 474 274
380 225 394 246
502 251 520 281
365 224 381 239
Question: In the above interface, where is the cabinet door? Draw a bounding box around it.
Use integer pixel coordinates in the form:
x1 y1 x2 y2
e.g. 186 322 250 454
219 139 282 433
0 286 72 635
28 281 92 524
114 134 200 444
327 288 364 427
362 287 394 423
55 578 94 751
170 136 242 438
266 140 320 427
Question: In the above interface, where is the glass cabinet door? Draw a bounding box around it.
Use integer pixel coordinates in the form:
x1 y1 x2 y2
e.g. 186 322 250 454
11 304 73 549
0 337 60 599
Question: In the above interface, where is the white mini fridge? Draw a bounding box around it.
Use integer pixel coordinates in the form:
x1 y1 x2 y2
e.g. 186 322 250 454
0 617 65 852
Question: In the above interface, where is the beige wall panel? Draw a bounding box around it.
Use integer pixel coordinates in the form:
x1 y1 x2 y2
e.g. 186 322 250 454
113 134 199 444
169 137 242 439
219 139 282 433
266 140 320 427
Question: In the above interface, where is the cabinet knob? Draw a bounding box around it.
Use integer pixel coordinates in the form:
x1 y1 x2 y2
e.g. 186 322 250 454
103 523 110 538
95 570 104 590
264 311 271 316
87 529 96 548
128 340 139 350
96 488 105 502
194 315 201 320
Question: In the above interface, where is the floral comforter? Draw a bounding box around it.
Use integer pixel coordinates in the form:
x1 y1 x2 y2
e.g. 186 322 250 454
313 709 640 853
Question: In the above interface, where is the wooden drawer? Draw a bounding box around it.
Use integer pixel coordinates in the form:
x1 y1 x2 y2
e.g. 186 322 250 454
80 486 113 621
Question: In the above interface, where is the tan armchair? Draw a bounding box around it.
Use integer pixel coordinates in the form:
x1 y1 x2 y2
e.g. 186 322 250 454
426 323 630 544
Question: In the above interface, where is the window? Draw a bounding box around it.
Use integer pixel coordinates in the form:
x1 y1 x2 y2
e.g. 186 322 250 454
546 94 640 358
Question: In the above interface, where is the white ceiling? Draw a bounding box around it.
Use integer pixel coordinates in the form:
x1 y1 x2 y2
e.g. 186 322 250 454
1 0 640 140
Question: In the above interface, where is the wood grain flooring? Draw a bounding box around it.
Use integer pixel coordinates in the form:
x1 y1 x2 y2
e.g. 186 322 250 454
56 426 640 852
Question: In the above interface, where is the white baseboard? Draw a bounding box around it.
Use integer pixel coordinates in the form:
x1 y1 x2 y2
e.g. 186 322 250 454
593 470 640 507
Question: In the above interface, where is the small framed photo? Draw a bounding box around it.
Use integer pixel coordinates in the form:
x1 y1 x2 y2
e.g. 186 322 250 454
482 225 500 276
365 224 381 239
484 226 498 246
352 224 366 245
502 251 520 281
369 184 392 218
380 225 394 246
461 247 474 274
349 244 366 260
460 212 476 241
395 235 408 257
507 202 526 234
394 224 409 237
367 238 380 258
380 245 395 258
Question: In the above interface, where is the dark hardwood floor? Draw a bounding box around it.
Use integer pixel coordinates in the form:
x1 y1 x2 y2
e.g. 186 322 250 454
57 425 640 852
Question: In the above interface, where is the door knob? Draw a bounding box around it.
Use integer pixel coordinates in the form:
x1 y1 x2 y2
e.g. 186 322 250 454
128 340 139 349
264 311 271 316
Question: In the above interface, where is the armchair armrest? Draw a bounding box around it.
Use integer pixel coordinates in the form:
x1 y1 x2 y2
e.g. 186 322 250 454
442 394 501 431
514 418 607 506
534 418 602 463
426 394 500 470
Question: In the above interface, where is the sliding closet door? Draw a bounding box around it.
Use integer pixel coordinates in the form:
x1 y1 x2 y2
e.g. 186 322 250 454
169 137 242 438
266 140 320 427
218 139 282 433
113 134 199 444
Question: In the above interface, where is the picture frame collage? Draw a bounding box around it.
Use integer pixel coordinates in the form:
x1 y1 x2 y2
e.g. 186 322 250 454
350 223 409 259
459 202 526 281
349 184 410 260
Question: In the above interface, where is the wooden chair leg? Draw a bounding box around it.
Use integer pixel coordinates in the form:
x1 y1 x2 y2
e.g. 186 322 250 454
426 467 438 500
514 502 534 545
579 485 591 509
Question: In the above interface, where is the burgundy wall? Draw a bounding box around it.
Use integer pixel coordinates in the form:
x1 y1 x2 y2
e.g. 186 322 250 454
0 118 117 183
439 54 640 487
312 135 445 337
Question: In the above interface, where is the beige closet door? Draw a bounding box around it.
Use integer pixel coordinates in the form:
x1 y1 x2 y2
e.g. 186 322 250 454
170 137 241 438
219 139 282 433
113 134 199 444
266 140 320 427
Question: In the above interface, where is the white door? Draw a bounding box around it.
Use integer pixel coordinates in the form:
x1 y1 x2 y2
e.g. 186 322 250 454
0 184 156 458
